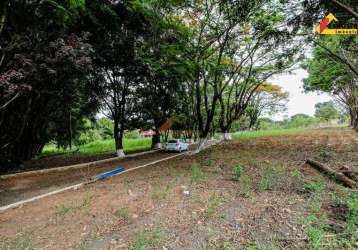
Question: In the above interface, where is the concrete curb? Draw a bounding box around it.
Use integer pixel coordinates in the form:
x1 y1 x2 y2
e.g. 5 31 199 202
0 151 187 213
0 150 159 180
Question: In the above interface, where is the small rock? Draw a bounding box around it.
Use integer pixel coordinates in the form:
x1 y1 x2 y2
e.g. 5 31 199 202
183 190 190 195
132 214 138 219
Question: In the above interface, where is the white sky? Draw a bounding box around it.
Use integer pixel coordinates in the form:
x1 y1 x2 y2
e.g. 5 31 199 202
269 69 333 120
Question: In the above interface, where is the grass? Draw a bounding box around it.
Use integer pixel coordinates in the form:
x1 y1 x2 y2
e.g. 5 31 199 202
151 184 170 200
190 164 207 184
232 164 244 181
204 193 225 219
258 163 287 191
115 205 130 221
239 174 252 197
0 236 32 250
40 137 152 157
231 128 306 140
55 195 92 217
130 228 166 250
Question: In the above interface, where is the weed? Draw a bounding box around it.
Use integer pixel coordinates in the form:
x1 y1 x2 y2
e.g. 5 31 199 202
318 146 332 162
1 236 32 250
291 169 304 192
190 164 206 184
130 228 166 250
56 204 72 216
259 163 286 191
115 205 129 221
207 158 214 167
304 181 325 193
204 193 225 219
151 184 170 200
247 242 279 250
304 195 327 249
232 164 244 180
56 194 92 217
223 241 234 250
239 174 252 197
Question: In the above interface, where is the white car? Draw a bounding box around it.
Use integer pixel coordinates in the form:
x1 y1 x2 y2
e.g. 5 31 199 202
165 139 189 152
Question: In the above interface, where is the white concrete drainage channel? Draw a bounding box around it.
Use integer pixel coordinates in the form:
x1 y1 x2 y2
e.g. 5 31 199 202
0 152 188 213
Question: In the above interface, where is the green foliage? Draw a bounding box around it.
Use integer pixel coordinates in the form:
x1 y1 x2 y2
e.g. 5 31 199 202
346 191 358 230
314 101 339 122
259 163 286 191
232 164 244 180
0 236 32 250
304 181 325 194
130 228 166 250
96 118 113 140
291 169 304 192
223 241 235 250
42 137 151 157
318 146 332 162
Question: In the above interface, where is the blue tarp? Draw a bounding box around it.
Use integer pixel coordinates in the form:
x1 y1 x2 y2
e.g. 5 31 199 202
95 167 126 180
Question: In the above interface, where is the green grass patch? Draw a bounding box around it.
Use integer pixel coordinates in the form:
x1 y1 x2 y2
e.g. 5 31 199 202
232 164 244 181
231 128 306 140
130 228 166 250
258 163 287 191
40 137 151 157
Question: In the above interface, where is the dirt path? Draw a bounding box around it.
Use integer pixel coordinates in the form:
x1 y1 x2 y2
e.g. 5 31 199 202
0 151 176 206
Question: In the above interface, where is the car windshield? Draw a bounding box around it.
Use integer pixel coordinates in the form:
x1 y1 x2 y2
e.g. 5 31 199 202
168 140 178 143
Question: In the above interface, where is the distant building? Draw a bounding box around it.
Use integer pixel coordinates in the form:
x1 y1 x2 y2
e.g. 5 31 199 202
140 129 156 137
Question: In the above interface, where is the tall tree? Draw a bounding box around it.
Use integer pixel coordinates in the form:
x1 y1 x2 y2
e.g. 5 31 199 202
0 0 99 168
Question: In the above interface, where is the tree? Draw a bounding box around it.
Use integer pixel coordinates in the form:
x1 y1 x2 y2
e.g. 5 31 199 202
0 0 100 167
245 84 288 130
183 0 269 149
215 1 302 140
80 0 150 156
134 1 192 149
314 101 339 122
304 36 358 131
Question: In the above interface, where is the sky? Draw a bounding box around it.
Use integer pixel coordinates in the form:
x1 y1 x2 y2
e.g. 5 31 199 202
269 69 333 121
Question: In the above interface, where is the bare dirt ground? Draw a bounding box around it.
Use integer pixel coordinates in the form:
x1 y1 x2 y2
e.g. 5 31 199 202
0 151 176 206
0 127 357 249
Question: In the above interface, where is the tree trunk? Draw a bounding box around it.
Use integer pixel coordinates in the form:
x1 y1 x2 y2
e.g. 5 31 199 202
114 119 125 157
151 128 161 149
220 131 232 141
195 136 209 153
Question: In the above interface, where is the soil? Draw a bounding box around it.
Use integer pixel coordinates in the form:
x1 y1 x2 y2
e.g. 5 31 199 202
0 151 176 206
0 127 357 249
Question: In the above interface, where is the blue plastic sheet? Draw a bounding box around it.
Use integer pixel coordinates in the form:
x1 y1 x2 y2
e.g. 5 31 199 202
95 167 126 180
